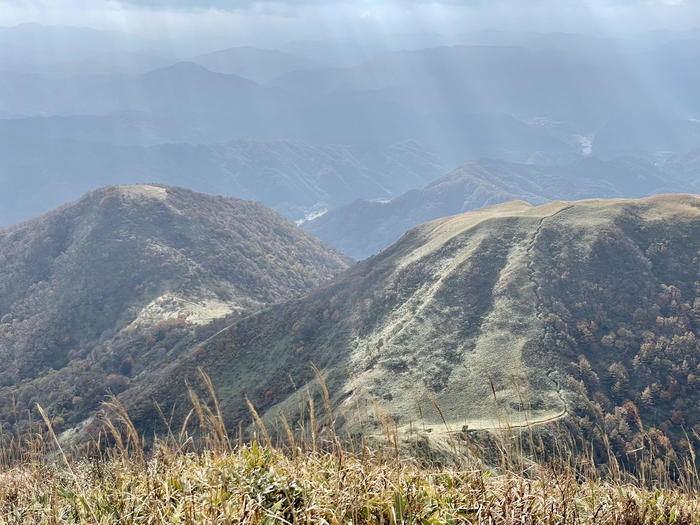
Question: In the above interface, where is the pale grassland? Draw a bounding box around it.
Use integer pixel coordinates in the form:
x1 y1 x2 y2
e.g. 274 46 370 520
1 442 698 524
1 371 698 524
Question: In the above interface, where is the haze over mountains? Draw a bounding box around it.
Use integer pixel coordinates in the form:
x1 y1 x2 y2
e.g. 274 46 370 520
1 3 700 517
1 23 699 231
305 156 698 259
3 41 699 159
0 18 698 469
192 47 321 83
0 138 444 226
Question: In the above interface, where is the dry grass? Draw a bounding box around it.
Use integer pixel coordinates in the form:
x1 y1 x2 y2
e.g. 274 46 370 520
0 373 698 524
1 440 698 524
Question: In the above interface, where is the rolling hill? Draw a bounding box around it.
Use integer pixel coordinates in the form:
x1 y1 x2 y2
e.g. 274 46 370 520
0 61 287 117
192 46 320 83
0 138 445 226
115 194 699 465
304 157 688 259
0 185 350 434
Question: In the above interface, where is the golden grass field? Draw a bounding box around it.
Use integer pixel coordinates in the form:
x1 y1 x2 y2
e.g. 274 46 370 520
1 370 698 524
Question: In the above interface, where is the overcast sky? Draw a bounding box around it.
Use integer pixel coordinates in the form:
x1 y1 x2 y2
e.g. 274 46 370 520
0 1 698 44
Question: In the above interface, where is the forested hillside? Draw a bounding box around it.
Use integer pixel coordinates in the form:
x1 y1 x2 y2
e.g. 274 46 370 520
0 185 349 435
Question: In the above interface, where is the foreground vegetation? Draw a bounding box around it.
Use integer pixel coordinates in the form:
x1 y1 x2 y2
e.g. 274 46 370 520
0 443 700 524
1 442 699 524
1 392 698 525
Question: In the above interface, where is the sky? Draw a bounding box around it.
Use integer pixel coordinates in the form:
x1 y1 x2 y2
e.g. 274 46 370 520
0 1 698 45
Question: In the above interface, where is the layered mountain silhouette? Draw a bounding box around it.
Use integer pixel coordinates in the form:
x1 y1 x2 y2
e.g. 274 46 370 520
113 195 698 459
0 139 444 226
0 61 285 117
192 47 320 83
3 39 700 162
0 185 350 432
305 157 692 259
1 22 699 463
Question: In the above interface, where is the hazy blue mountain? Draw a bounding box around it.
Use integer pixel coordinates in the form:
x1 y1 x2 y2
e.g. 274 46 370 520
0 23 158 67
6 52 174 77
593 114 700 158
2 38 699 162
268 44 661 122
0 62 287 117
267 43 700 157
304 157 687 259
1 26 698 222
192 46 320 82
660 148 700 189
0 139 445 226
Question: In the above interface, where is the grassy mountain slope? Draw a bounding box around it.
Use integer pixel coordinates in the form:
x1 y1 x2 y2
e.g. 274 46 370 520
118 195 698 467
304 157 685 259
0 184 350 433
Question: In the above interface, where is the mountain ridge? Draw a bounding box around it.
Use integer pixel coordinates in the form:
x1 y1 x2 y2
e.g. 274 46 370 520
304 157 691 259
0 184 350 434
0 138 445 226
192 46 320 82
110 194 698 465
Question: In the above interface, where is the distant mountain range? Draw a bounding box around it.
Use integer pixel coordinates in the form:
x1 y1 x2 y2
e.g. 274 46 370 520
0 23 159 67
0 185 349 434
2 31 700 163
192 47 320 83
0 61 283 117
0 139 445 226
304 156 698 259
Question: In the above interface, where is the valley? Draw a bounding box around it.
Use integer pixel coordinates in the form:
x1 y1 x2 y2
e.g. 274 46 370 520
0 16 699 523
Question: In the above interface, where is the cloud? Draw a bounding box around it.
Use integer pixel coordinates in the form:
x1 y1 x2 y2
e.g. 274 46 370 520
0 0 697 41
109 0 693 8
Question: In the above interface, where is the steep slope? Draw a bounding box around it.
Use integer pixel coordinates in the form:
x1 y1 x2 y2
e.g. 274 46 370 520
304 157 682 259
120 195 698 464
0 185 350 433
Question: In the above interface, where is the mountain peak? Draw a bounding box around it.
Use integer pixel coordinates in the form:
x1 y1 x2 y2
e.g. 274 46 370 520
0 185 350 433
